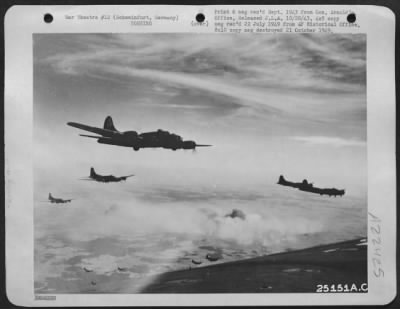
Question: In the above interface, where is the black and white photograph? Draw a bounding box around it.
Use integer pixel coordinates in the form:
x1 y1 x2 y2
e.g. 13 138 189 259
33 33 368 294
4 4 397 306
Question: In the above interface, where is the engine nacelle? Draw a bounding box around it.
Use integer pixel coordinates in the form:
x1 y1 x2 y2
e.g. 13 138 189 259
182 140 196 149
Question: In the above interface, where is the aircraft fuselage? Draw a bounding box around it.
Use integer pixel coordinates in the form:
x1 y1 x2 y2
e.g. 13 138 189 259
277 175 345 197
88 167 133 183
90 175 129 183
49 197 72 203
97 130 197 151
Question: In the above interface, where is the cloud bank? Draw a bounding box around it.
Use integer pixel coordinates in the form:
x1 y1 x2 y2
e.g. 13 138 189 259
36 33 366 121
291 136 366 147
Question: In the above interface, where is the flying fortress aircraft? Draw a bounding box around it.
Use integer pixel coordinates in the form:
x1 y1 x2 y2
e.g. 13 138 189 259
67 116 212 151
277 175 345 197
47 193 73 204
81 167 134 183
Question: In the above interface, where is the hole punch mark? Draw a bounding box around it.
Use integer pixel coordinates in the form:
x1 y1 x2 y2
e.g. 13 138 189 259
44 13 53 23
347 13 356 23
196 13 205 23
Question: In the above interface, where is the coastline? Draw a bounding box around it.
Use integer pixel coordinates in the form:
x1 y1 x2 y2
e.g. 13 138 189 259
141 238 367 293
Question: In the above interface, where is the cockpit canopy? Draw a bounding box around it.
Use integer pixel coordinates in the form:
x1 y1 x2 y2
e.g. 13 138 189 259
157 129 169 134
170 133 182 141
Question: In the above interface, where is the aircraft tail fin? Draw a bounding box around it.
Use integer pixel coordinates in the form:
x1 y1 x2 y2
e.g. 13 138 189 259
278 175 285 183
104 116 118 132
49 193 52 199
90 167 97 178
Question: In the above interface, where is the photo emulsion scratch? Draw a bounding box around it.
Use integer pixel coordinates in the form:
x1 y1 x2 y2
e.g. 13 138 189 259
33 33 367 294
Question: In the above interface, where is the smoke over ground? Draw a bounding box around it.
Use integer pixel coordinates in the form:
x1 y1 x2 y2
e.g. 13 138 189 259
196 207 323 246
36 194 325 249
34 185 366 293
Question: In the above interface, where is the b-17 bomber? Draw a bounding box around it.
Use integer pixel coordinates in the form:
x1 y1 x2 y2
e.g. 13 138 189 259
277 175 345 197
67 116 212 151
81 167 134 183
47 193 74 204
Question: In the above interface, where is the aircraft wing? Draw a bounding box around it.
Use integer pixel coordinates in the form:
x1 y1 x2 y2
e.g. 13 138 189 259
79 134 102 139
280 181 302 189
67 122 118 138
299 186 321 194
291 183 304 189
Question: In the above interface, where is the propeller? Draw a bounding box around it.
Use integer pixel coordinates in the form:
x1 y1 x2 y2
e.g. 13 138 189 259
194 144 211 153
195 144 212 147
182 142 212 151
122 175 135 180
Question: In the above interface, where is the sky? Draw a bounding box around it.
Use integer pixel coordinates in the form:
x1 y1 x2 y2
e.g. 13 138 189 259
33 33 367 196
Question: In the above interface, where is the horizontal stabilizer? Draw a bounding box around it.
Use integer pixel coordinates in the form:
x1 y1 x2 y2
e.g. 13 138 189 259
67 122 116 137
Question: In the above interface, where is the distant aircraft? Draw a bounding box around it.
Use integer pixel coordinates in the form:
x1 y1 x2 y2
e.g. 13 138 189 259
81 167 134 183
83 267 93 272
47 193 73 204
117 267 128 272
67 116 212 151
277 175 345 197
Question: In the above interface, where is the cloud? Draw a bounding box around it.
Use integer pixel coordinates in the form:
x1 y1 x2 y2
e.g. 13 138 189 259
294 34 366 86
291 136 366 147
79 254 122 275
32 33 368 206
225 209 246 220
135 187 265 204
83 64 282 113
201 208 323 246
35 33 366 120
